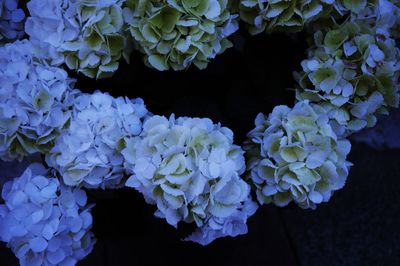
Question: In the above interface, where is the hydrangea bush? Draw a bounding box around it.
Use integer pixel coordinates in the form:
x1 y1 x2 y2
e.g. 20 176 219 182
0 0 397 260
0 40 77 162
245 101 352 209
0 0 25 43
25 0 129 78
296 18 400 136
0 163 95 266
122 115 257 244
46 91 149 189
122 0 239 70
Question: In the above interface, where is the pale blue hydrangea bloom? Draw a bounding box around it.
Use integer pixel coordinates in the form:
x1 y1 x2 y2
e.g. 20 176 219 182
122 115 256 244
25 0 129 78
0 0 25 43
185 196 257 245
245 101 352 209
0 163 95 266
0 40 77 162
46 91 149 189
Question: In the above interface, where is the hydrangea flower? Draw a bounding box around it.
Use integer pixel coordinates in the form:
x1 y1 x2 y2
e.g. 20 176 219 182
0 0 25 43
122 0 239 70
0 163 95 266
185 196 257 245
238 0 380 35
296 18 400 136
244 101 352 209
25 0 129 78
0 40 77 162
239 0 334 34
46 91 149 189
122 115 255 244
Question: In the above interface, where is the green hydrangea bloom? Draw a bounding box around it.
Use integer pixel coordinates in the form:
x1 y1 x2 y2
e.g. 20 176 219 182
239 0 335 34
238 0 379 35
65 0 129 78
296 20 400 136
123 0 238 70
244 101 352 209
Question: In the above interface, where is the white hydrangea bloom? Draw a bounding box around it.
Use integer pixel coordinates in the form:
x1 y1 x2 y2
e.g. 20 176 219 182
0 40 77 162
0 163 95 266
245 101 352 209
25 0 129 78
122 115 255 244
0 0 25 43
46 91 148 189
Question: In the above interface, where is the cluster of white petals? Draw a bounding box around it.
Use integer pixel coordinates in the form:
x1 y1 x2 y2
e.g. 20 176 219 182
0 0 25 43
0 40 77 162
245 101 352 209
0 163 95 266
46 91 148 189
122 115 256 243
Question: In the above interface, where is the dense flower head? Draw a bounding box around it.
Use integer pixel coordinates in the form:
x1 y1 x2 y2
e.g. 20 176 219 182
0 163 95 266
245 101 352 209
25 0 129 78
122 0 238 71
184 196 257 245
239 0 335 34
239 0 379 35
122 115 255 243
296 17 400 136
46 91 149 189
0 40 77 162
0 0 25 43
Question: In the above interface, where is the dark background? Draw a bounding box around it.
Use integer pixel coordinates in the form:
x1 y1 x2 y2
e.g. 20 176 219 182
1 30 400 266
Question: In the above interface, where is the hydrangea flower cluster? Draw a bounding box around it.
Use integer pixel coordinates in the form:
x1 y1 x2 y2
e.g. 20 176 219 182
0 163 95 266
238 0 380 35
25 0 129 79
122 115 256 244
296 19 400 136
244 101 352 209
0 40 77 162
185 196 257 245
122 0 239 70
0 0 25 43
239 0 334 34
46 91 148 189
